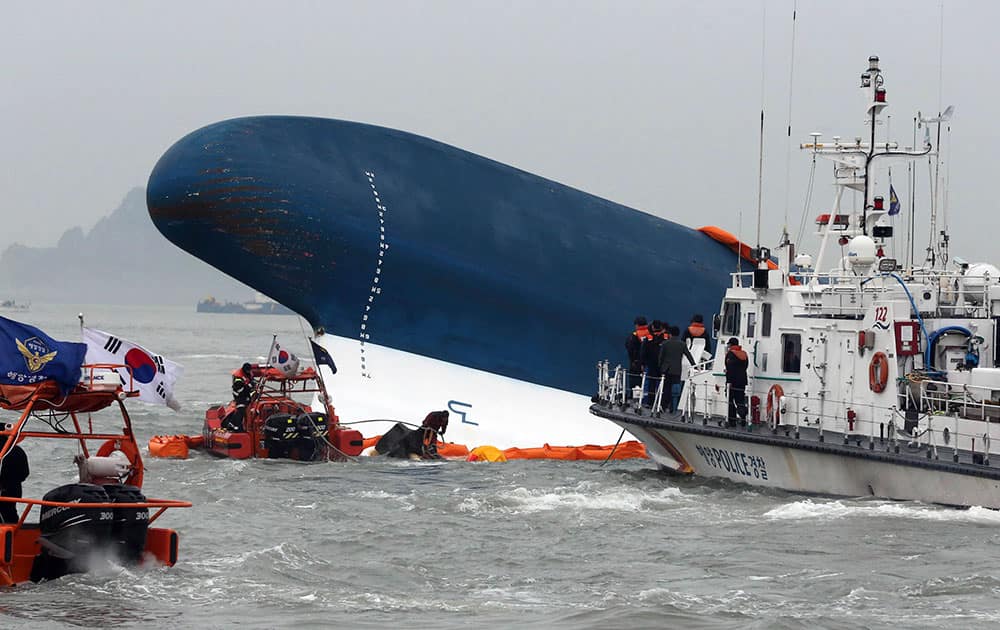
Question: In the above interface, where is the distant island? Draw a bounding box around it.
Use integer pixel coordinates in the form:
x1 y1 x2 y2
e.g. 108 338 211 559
0 188 253 306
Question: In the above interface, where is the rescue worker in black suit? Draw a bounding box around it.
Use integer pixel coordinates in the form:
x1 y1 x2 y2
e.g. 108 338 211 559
224 363 256 432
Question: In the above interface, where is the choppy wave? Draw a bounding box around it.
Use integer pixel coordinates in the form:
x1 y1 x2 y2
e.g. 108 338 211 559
764 499 1000 524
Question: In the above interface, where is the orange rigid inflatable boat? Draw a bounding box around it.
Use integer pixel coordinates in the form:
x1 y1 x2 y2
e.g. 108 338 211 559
151 365 363 462
0 364 191 585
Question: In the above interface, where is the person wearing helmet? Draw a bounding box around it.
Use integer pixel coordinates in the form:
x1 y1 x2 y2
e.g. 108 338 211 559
223 362 256 432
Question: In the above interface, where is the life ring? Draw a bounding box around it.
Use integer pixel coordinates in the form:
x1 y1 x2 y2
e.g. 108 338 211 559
96 438 144 488
869 352 889 394
766 384 784 427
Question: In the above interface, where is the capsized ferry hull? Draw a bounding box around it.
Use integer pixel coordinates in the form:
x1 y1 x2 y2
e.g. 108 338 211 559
147 116 745 447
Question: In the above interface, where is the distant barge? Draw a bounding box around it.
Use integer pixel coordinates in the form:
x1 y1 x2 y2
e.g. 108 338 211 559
197 297 294 315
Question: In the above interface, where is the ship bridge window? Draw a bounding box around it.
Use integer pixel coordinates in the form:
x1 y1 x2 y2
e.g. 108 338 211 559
761 303 772 337
782 334 801 373
722 302 741 336
747 313 756 338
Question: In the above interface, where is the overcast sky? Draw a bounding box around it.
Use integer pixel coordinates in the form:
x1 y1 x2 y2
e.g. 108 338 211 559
3 0 997 264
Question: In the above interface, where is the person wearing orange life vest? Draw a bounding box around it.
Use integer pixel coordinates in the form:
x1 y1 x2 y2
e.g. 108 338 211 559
683 313 711 353
223 362 256 432
642 320 666 403
625 316 652 392
724 338 749 426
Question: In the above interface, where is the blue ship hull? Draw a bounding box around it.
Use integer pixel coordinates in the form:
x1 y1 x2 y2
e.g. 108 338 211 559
147 116 743 396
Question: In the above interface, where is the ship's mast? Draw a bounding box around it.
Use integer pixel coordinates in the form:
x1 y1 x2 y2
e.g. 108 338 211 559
800 56 932 277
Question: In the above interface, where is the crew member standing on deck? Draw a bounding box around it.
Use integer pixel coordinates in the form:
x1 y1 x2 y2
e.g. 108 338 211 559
658 326 696 413
0 443 28 524
625 317 652 392
683 314 711 353
224 363 256 432
642 320 666 402
724 338 749 426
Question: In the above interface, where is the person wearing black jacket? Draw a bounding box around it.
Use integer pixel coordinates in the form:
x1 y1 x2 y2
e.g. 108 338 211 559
0 444 28 523
724 338 750 425
658 326 695 412
641 321 667 404
625 316 652 392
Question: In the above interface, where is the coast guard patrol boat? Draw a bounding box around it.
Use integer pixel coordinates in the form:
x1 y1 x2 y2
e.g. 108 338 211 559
593 56 1000 508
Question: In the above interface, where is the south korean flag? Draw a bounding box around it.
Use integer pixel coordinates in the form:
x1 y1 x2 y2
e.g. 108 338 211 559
82 327 184 411
268 337 300 376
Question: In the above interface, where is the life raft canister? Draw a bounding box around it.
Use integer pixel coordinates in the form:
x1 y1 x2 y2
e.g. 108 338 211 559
869 351 889 393
766 384 784 427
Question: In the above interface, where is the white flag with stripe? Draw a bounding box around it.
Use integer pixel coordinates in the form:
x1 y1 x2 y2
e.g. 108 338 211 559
82 327 184 411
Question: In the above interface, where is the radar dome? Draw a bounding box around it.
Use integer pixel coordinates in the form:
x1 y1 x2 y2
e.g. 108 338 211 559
847 236 877 268
962 262 1000 304
793 253 814 269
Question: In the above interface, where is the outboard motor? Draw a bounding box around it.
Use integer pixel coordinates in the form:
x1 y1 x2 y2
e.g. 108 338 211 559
103 484 149 565
263 413 298 458
30 483 113 582
293 413 328 461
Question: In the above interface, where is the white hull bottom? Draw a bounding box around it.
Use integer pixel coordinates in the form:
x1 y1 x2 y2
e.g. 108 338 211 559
616 422 1000 509
312 334 630 450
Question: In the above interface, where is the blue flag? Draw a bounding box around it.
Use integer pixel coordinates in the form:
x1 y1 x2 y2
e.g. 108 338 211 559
310 340 337 374
888 184 901 216
0 316 86 393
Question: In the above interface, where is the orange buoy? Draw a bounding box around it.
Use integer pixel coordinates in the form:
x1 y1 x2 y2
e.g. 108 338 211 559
869 351 889 393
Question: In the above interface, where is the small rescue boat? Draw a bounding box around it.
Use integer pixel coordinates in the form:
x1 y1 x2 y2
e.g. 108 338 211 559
201 365 364 461
0 364 191 585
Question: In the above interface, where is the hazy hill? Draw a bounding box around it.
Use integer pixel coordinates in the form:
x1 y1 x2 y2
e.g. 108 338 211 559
0 188 250 305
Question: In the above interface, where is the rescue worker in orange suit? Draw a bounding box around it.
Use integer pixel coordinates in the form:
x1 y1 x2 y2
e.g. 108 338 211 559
0 443 28 523
224 363 256 432
683 314 711 353
724 338 749 426
642 320 667 404
658 326 695 413
625 316 652 393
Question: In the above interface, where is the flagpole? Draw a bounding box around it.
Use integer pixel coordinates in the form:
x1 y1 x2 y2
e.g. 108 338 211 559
310 337 336 420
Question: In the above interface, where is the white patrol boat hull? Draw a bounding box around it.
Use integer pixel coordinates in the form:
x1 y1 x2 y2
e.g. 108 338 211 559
594 407 1000 509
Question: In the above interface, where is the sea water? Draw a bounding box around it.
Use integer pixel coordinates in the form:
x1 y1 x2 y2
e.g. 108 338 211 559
3 304 999 629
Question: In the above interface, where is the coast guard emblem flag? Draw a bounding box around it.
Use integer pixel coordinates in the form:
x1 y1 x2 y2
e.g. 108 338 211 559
82 327 184 411
0 316 86 393
310 340 337 374
889 184 900 215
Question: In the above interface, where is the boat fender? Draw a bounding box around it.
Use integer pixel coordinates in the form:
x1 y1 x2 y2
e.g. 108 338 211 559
869 352 889 394
766 385 784 427
96 439 144 489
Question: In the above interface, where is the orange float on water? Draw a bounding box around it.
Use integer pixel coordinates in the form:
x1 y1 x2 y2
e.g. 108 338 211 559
148 435 191 459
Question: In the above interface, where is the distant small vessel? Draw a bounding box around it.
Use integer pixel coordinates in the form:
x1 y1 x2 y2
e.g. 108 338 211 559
197 295 294 315
0 300 29 312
